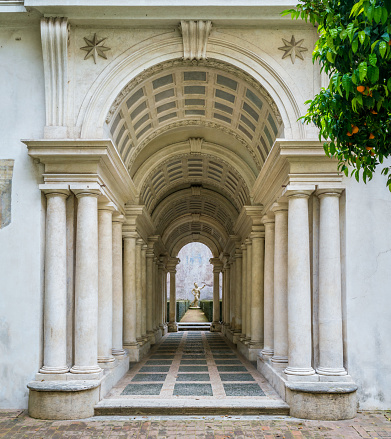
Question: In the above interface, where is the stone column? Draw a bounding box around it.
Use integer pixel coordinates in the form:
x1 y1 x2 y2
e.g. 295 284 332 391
168 258 180 332
141 244 148 341
245 239 252 342
261 215 275 358
112 214 125 357
163 267 168 327
224 263 231 329
123 235 138 351
70 187 102 376
250 231 265 348
39 186 69 374
316 189 347 376
153 257 158 331
285 190 315 377
240 244 247 340
234 250 242 332
146 240 155 340
97 202 115 367
158 259 164 331
271 202 289 366
136 238 143 344
210 258 223 331
230 258 235 328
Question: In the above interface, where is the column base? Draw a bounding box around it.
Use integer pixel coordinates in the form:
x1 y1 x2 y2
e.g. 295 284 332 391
168 323 178 332
316 366 347 376
236 339 263 361
271 355 288 367
70 365 103 378
210 322 221 332
147 330 156 344
39 366 69 374
98 356 116 369
112 348 126 358
284 366 316 378
261 349 274 359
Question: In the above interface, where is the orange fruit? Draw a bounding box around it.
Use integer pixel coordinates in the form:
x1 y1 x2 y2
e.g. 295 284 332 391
369 133 375 139
352 126 359 134
347 132 353 136
366 146 373 150
371 109 378 114
357 85 365 93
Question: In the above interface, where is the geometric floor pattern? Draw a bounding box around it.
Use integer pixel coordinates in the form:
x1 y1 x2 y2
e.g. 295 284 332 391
107 331 282 400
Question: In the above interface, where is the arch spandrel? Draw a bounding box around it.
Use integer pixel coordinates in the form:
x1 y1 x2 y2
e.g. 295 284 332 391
171 234 221 258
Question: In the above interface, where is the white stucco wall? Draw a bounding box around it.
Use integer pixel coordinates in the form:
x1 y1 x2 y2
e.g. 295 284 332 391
343 169 391 409
0 23 45 409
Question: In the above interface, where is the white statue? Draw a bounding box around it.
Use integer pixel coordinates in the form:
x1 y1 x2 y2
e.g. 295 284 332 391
190 282 205 308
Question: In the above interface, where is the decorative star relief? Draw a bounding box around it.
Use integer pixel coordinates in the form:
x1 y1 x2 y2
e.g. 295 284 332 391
80 34 110 64
278 35 308 64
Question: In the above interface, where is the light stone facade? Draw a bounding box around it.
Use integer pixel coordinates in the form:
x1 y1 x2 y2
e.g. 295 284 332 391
1 0 391 420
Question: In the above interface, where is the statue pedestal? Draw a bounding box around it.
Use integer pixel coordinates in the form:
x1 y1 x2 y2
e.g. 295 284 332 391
189 306 201 309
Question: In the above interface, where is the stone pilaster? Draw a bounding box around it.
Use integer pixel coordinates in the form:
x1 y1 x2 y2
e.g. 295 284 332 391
141 244 148 341
245 238 252 342
210 258 223 331
123 234 138 352
136 238 144 344
240 244 247 340
250 231 265 349
167 258 180 332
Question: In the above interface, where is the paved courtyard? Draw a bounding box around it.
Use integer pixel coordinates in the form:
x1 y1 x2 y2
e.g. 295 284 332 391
1 411 390 438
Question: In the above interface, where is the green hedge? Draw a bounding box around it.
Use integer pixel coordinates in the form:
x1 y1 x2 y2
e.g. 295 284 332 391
199 300 222 322
167 300 191 322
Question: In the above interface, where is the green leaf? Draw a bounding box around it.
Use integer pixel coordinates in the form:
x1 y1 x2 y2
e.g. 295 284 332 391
366 4 375 21
369 53 377 66
359 31 366 44
368 65 379 83
374 6 383 23
371 40 379 52
379 40 387 57
382 8 389 24
352 38 359 53
326 51 335 63
358 61 368 81
387 77 391 91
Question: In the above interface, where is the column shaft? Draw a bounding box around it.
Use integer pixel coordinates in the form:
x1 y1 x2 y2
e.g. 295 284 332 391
234 252 242 331
317 190 346 376
168 270 177 332
272 204 289 365
112 215 125 356
285 192 315 376
241 245 247 338
71 190 101 375
230 260 235 328
123 236 138 347
135 239 143 342
141 245 147 339
250 233 265 346
40 189 69 374
245 240 252 341
262 217 275 358
146 247 154 336
224 265 230 327
97 205 115 365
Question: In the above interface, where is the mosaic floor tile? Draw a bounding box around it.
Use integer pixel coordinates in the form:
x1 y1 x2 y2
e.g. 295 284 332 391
176 373 210 381
182 354 207 359
217 365 248 372
178 366 209 372
223 383 265 396
121 383 163 395
150 355 176 359
215 359 243 365
180 359 207 365
219 373 255 381
139 366 170 373
131 374 167 382
173 383 213 396
145 360 172 365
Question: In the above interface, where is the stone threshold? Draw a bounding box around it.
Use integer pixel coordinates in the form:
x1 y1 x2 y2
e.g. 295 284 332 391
94 398 290 416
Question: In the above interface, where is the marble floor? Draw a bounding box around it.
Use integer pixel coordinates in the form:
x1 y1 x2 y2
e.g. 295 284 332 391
105 331 282 401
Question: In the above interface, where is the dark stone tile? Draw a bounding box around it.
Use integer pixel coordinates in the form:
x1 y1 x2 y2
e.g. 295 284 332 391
180 360 207 365
223 383 265 396
173 384 213 396
150 355 175 359
139 366 170 373
182 354 206 359
121 384 163 395
131 374 167 382
211 350 232 353
219 373 255 382
176 373 210 381
217 366 247 372
178 366 209 372
213 353 236 357
215 359 242 365
145 360 172 365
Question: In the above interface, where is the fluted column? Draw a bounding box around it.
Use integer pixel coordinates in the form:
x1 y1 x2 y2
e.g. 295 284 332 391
271 202 289 366
146 241 155 341
112 214 125 357
168 258 180 332
39 186 69 374
97 202 115 367
250 231 265 348
123 235 138 349
136 238 143 343
261 215 275 358
141 244 148 341
70 187 102 376
316 189 347 376
245 239 252 342
285 190 315 377
240 244 247 339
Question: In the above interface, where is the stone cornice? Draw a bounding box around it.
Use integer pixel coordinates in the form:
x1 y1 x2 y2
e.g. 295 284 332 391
24 139 138 213
123 204 155 242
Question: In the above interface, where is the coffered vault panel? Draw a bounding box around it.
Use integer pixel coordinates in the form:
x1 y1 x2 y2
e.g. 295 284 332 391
107 59 283 174
140 154 249 213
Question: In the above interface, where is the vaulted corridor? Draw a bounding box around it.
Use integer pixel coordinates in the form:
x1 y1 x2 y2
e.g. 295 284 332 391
96 332 288 415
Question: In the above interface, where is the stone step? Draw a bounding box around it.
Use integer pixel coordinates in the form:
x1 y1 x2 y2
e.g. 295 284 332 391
94 398 290 416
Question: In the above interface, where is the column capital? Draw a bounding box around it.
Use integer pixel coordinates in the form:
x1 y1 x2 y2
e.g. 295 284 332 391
271 201 288 214
316 188 343 198
98 201 116 212
70 183 101 198
244 238 252 246
262 214 275 226
39 184 69 197
123 232 138 239
136 237 144 246
250 231 265 239
167 257 180 272
112 213 125 224
283 184 315 199
210 258 223 272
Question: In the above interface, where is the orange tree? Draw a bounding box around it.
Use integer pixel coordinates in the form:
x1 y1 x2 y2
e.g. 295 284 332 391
284 0 391 187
